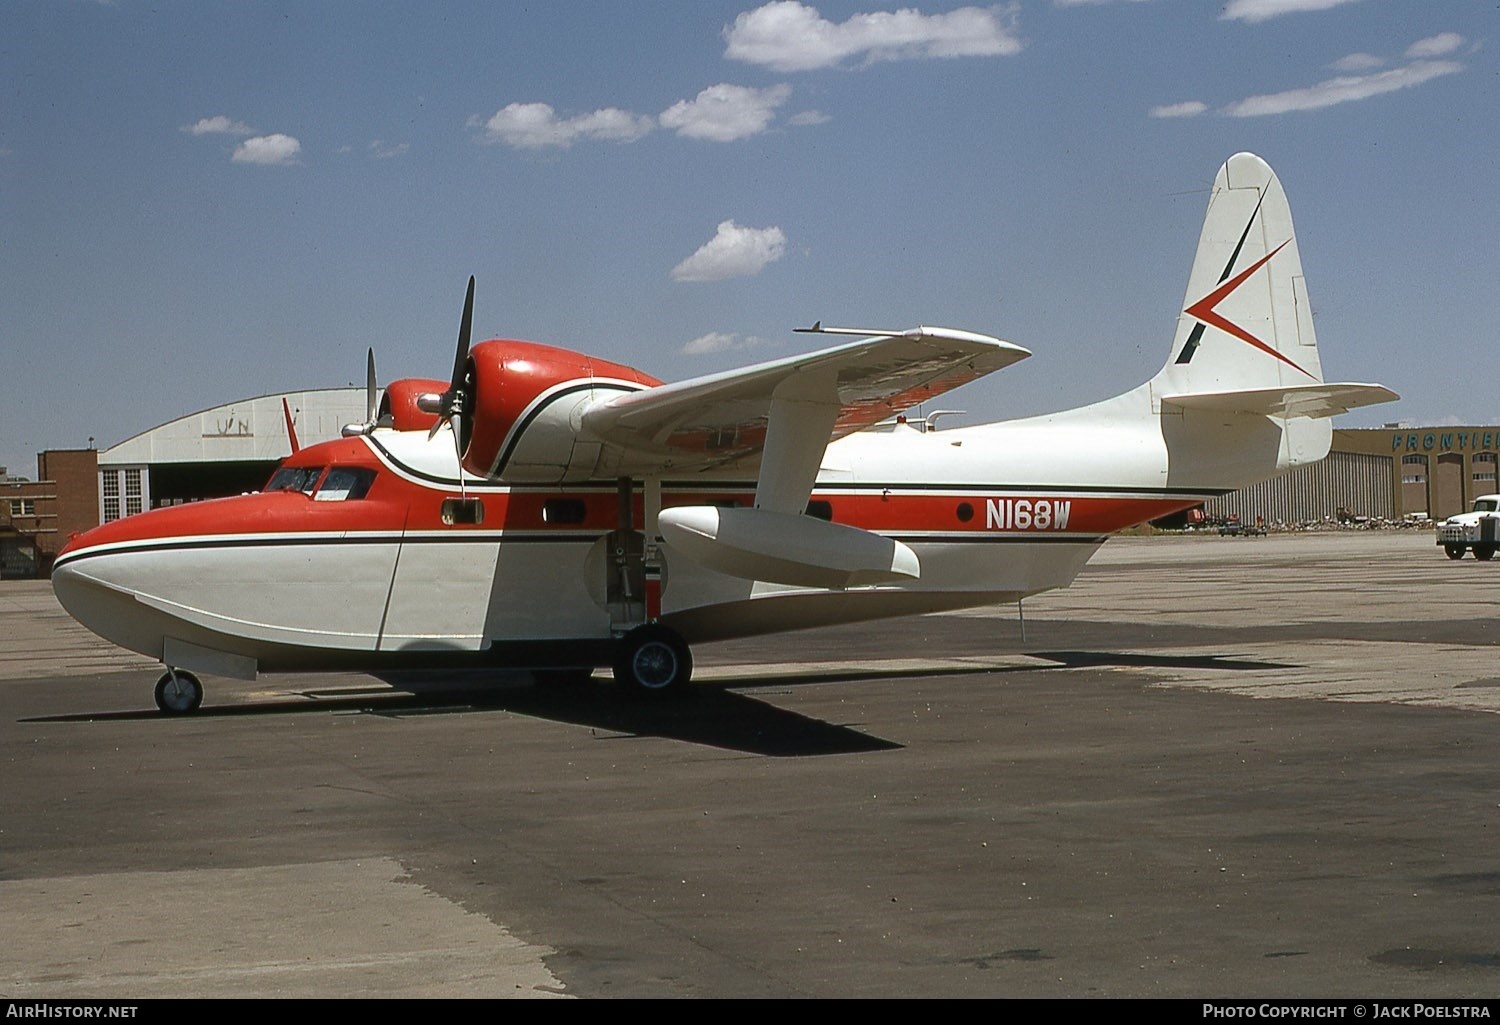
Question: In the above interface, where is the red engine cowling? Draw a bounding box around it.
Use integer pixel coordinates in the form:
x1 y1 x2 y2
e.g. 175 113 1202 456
378 378 449 432
462 340 660 483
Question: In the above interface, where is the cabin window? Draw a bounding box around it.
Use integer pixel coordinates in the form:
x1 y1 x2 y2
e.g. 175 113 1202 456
542 499 587 525
955 502 974 523
314 467 378 502
442 498 485 525
266 466 324 494
806 500 833 521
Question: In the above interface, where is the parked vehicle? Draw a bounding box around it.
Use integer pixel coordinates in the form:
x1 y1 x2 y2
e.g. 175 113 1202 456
1218 516 1266 537
1435 495 1500 560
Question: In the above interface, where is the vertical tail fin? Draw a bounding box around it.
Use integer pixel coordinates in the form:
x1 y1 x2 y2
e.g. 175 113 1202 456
1145 154 1395 486
1154 152 1323 397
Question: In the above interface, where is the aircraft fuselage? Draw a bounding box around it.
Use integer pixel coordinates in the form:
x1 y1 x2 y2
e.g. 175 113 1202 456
51 417 1205 677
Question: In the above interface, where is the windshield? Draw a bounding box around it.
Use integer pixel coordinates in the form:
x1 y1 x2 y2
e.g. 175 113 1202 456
314 467 378 502
1476 500 1498 513
265 466 324 494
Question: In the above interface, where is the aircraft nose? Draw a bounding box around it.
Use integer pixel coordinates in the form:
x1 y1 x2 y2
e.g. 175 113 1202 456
51 553 166 663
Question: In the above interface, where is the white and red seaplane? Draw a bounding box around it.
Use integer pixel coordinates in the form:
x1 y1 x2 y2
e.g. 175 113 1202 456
53 154 1395 713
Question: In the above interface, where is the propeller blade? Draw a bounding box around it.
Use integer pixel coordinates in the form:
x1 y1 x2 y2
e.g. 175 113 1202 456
450 275 475 395
365 348 377 424
436 275 477 461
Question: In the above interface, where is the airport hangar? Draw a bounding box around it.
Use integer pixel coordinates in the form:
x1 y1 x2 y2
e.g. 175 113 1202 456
1 388 364 578
0 386 1488 578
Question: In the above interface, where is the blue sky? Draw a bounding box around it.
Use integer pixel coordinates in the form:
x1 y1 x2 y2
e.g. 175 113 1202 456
2 0 1495 477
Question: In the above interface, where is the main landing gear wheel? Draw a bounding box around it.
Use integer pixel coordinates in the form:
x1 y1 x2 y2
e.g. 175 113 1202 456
612 624 692 696
154 669 203 715
1445 544 1466 560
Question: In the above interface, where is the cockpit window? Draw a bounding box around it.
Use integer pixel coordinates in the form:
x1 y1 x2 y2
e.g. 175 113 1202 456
1476 500 1498 513
314 467 378 502
266 466 324 494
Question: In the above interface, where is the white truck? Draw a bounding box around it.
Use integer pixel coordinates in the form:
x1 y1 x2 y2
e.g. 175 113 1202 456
1436 494 1500 560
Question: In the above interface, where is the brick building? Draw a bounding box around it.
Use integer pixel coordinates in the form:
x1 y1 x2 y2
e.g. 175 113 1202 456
1 449 99 578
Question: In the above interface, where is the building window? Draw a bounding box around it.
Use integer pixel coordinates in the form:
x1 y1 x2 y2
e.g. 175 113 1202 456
124 468 142 517
1401 454 1427 485
9 499 35 517
101 471 120 522
1474 453 1497 485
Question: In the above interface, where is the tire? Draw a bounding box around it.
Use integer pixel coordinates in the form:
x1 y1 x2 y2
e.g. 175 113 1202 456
1475 546 1496 562
1445 545 1466 560
612 624 692 696
154 669 203 715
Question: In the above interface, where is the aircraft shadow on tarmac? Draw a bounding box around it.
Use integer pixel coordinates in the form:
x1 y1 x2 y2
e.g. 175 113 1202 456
1027 650 1301 672
25 672 902 757
21 649 1299 757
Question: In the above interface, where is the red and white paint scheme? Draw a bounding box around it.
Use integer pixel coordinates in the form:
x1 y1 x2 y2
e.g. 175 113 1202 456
53 154 1396 712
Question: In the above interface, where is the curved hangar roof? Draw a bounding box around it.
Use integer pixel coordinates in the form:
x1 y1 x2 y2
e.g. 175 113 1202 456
100 388 373 467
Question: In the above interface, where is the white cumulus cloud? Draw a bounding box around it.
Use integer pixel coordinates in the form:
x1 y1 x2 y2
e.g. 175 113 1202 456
1406 33 1464 60
231 134 302 165
1331 52 1384 72
1149 100 1207 119
1223 59 1463 117
477 102 654 149
671 221 787 283
681 331 769 355
183 115 256 136
1220 0 1364 23
789 109 832 126
723 1 1022 72
659 84 792 142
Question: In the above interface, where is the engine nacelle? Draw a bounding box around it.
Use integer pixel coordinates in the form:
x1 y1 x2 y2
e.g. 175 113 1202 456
378 378 448 432
462 340 660 483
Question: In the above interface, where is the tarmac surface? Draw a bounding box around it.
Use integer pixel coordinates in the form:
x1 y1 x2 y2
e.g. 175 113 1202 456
4 529 1500 998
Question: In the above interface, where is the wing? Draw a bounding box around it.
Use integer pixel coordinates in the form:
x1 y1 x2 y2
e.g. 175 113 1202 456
582 326 1028 508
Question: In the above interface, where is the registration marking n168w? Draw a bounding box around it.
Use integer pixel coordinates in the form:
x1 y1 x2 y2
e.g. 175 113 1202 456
985 498 1072 531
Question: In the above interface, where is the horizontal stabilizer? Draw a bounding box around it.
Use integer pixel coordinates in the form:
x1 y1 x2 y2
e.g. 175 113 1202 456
1162 382 1398 420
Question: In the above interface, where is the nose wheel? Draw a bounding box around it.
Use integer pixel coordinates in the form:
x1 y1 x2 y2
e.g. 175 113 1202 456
612 624 692 695
154 669 203 715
